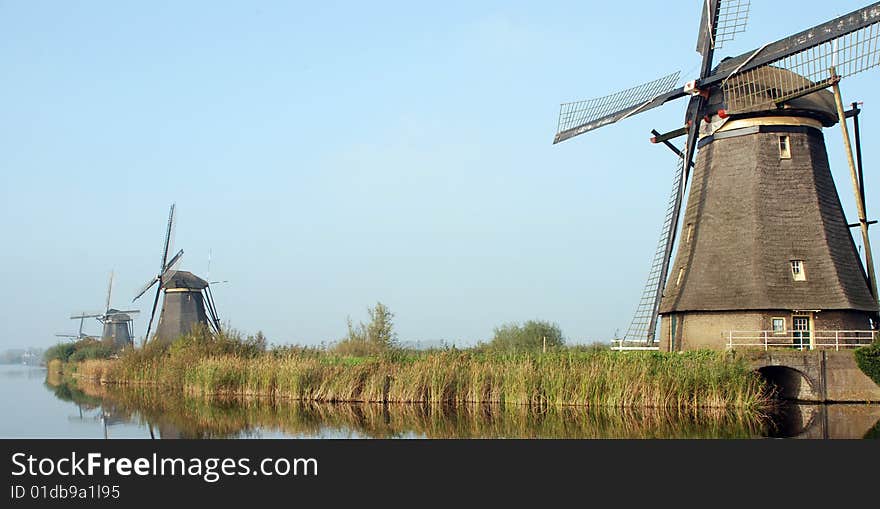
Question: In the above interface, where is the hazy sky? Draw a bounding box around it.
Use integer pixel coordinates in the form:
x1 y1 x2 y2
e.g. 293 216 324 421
1 1 876 349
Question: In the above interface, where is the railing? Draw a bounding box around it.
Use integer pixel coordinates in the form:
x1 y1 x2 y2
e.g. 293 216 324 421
724 330 875 351
611 339 660 351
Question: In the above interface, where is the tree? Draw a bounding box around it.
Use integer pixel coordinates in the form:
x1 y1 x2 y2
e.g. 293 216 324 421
334 301 398 356
366 301 397 348
489 320 564 352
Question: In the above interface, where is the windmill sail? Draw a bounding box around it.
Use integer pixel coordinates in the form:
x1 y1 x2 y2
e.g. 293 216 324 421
698 0 751 53
135 203 179 342
624 156 686 342
722 21 880 113
700 2 880 113
554 72 682 143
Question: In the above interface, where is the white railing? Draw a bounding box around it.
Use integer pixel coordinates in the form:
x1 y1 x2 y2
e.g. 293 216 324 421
611 339 660 351
724 330 875 351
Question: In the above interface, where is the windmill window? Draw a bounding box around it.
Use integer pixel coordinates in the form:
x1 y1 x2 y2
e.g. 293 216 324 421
772 317 786 334
686 223 694 244
676 268 685 287
779 136 791 159
790 260 806 281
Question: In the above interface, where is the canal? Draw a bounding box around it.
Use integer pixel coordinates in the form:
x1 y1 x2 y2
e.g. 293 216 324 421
1 364 878 439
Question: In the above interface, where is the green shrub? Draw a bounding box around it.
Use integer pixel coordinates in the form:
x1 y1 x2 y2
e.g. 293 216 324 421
489 320 565 352
44 337 115 363
69 344 115 362
44 342 77 363
332 302 398 356
855 343 880 386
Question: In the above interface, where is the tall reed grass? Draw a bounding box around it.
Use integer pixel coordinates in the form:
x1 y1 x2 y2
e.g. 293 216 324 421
72 344 769 411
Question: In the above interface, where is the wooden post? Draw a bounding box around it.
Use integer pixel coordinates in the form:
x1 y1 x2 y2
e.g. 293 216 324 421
830 67 878 301
542 336 547 354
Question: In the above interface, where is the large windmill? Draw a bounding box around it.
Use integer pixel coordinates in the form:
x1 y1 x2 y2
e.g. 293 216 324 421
64 272 140 348
133 204 222 344
555 2 880 350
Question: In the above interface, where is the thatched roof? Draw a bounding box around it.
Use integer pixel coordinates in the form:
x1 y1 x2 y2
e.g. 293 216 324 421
162 271 209 290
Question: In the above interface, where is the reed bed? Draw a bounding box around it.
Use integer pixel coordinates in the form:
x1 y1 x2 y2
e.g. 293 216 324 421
75 348 770 411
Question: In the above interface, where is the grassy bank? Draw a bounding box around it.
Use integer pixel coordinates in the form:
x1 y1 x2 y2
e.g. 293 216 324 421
65 332 770 411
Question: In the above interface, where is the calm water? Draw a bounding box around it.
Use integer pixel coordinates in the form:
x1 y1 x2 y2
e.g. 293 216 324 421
1 364 878 439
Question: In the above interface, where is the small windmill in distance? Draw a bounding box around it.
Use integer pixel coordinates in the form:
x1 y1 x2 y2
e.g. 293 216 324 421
63 271 140 347
98 271 140 348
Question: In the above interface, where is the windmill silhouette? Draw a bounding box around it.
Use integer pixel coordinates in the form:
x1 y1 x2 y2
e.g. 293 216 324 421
64 271 140 347
133 204 222 344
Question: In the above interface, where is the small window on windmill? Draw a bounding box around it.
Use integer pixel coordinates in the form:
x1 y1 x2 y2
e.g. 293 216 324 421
779 135 791 159
686 223 694 244
676 268 685 287
790 260 806 281
772 318 786 334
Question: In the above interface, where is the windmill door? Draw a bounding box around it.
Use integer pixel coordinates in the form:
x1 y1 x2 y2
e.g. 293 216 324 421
792 315 811 350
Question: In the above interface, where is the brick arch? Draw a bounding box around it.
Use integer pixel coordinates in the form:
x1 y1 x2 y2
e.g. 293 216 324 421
755 365 820 401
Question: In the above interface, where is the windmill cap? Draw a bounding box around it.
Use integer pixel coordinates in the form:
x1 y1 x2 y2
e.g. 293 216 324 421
709 60 839 127
105 309 133 322
162 270 209 290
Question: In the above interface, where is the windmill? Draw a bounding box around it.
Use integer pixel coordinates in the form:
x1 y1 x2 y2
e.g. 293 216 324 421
56 315 99 341
62 271 140 347
554 2 880 350
133 204 222 344
98 271 141 348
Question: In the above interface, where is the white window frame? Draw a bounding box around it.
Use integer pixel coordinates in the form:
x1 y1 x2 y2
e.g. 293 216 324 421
771 317 786 334
790 260 806 281
779 135 792 159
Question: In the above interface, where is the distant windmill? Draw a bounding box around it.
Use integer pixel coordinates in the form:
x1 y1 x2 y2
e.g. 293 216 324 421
55 316 97 341
554 1 880 350
65 271 140 348
98 271 140 348
133 204 222 344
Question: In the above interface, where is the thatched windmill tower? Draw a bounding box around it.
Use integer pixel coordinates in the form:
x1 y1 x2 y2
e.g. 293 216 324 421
132 204 222 344
99 272 140 348
554 1 880 350
657 66 877 350
151 271 219 343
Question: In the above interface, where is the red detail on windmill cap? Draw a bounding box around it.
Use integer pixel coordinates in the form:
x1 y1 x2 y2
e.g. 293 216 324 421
717 109 729 119
703 115 711 123
650 136 658 144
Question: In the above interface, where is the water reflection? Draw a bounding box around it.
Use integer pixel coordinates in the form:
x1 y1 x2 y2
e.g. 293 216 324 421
42 374 880 439
764 403 880 439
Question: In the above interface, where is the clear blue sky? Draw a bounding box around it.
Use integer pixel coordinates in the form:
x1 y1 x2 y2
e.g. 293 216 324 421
1 1 876 349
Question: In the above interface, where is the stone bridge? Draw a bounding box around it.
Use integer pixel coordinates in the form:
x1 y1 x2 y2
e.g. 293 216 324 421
745 350 880 402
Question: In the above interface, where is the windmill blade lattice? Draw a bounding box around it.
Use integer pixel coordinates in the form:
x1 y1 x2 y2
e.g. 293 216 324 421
714 0 751 49
160 249 184 286
555 72 682 142
623 156 686 343
723 22 880 113
162 204 176 269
